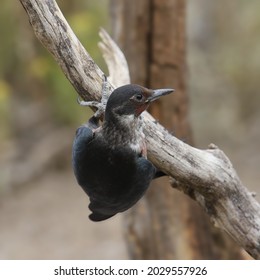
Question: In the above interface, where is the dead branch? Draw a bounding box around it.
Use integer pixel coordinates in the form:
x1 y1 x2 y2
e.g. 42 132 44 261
19 0 260 259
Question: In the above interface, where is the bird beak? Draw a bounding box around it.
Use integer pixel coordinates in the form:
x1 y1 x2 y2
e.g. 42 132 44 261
146 88 175 102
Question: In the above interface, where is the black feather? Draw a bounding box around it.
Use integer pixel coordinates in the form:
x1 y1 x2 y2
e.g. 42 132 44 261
72 84 172 222
72 124 156 221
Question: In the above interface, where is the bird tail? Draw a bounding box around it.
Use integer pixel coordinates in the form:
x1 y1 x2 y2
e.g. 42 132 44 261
88 200 116 222
89 212 115 222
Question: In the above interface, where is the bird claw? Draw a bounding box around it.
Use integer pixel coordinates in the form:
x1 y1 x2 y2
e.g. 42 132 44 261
77 97 101 108
101 74 109 107
77 74 110 120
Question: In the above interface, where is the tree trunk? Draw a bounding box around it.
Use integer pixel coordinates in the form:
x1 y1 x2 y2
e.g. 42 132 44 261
110 0 244 259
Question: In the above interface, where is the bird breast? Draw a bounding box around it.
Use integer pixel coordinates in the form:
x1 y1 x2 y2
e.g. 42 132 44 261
100 115 146 156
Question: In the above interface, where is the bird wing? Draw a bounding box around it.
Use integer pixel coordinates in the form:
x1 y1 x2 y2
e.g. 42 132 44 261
72 116 165 222
88 155 157 222
72 116 100 187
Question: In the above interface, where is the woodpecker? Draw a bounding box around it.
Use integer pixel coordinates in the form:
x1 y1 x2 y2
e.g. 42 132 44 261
72 81 174 221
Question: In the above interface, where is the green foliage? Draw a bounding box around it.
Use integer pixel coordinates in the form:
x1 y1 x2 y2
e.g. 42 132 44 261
0 80 11 140
68 9 108 70
0 2 17 77
0 0 109 141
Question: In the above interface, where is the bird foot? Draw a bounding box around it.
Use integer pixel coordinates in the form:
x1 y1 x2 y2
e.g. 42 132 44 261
77 74 110 120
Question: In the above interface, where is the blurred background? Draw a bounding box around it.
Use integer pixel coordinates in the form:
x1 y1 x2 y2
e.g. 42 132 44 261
0 0 259 259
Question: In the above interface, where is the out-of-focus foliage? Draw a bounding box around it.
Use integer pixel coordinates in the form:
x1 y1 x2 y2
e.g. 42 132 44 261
0 80 11 141
0 1 17 142
0 0 109 145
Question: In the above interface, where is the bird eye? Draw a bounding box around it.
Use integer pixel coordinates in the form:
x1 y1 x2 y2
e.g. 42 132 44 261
135 93 143 101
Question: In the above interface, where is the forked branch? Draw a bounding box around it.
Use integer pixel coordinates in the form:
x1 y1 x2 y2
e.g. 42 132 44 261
20 0 260 259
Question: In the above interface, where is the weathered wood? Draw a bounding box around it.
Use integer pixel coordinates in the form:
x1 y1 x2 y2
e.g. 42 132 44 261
19 0 260 259
111 0 243 260
98 28 130 87
20 0 109 101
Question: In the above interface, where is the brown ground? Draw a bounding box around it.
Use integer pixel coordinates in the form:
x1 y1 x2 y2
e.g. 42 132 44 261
0 169 128 259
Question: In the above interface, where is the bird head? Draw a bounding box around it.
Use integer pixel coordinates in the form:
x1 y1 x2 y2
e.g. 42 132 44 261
105 84 174 122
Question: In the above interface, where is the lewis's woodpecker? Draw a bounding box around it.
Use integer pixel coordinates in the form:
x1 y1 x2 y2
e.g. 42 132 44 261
72 80 174 221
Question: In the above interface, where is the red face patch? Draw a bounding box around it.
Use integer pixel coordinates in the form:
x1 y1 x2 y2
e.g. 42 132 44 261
129 87 153 116
135 103 149 116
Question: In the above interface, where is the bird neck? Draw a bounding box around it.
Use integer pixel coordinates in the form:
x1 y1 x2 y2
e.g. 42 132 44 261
101 113 144 154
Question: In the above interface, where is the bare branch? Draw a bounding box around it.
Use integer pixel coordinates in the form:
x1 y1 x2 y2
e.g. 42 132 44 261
20 0 112 101
98 28 130 87
19 0 260 259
